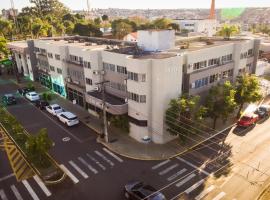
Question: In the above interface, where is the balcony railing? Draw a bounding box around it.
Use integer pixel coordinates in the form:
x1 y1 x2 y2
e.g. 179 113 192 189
63 59 83 67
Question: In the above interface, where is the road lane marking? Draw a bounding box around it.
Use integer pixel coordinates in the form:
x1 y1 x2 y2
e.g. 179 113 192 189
152 160 170 170
185 179 204 194
0 174 15 182
102 148 123 163
0 190 8 200
167 168 187 181
176 157 210 176
11 185 23 200
33 175 51 197
175 173 196 187
60 164 79 184
159 164 179 175
94 151 114 167
22 180 39 200
86 154 106 170
69 160 89 179
212 192 226 200
195 185 215 200
78 157 98 174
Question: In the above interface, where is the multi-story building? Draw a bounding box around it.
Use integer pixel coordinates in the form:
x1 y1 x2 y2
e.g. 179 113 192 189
8 30 261 144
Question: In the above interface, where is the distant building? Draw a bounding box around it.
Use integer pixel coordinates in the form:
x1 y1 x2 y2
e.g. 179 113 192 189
123 32 138 42
1 8 18 20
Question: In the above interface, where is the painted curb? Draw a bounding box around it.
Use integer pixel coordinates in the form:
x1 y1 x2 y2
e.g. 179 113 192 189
256 180 270 200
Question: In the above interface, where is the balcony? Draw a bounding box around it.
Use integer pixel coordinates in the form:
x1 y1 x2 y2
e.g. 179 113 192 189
86 91 128 115
63 59 83 68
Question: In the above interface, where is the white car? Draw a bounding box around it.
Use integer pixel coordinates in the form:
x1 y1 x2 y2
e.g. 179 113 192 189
57 112 79 126
46 104 64 116
25 92 40 102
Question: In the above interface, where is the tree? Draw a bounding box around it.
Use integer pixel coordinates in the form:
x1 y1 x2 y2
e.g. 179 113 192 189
206 81 237 128
0 18 13 38
114 22 133 39
0 37 9 57
73 22 102 37
152 18 172 29
101 15 109 21
165 94 206 142
94 17 101 26
25 128 52 167
218 24 239 40
168 23 180 31
235 75 262 117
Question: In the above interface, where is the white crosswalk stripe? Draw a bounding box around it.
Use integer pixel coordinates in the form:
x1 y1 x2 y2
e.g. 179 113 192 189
10 185 23 200
175 173 196 187
22 180 40 200
78 157 98 174
94 151 114 167
159 164 179 175
60 164 79 184
176 157 210 176
69 160 89 179
33 175 51 197
102 148 123 163
167 168 187 181
195 185 215 200
185 179 204 194
86 153 106 170
212 192 226 200
0 189 8 200
152 160 170 170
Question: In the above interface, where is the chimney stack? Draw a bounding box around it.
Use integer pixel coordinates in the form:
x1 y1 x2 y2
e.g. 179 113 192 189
209 0 216 19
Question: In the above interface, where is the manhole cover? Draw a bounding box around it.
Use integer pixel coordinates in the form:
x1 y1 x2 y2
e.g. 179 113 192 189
62 137 71 142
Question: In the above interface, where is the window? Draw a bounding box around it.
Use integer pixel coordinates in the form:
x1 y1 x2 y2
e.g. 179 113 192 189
70 55 78 62
86 78 92 85
222 69 233 79
248 49 253 56
83 61 91 69
193 60 207 70
57 68 62 74
55 54 60 60
127 71 139 81
208 58 220 66
103 62 115 71
128 92 146 103
117 65 127 74
209 73 219 83
221 54 233 64
49 65 55 71
48 53 53 58
193 77 208 89
109 82 126 91
140 74 146 82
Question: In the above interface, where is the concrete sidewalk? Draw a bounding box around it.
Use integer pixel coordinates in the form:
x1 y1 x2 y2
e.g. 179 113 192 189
4 76 237 160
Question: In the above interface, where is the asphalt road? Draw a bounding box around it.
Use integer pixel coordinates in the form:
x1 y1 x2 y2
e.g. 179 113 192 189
0 78 266 200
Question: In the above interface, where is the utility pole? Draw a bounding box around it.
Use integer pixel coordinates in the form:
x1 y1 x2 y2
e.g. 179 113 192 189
96 80 110 143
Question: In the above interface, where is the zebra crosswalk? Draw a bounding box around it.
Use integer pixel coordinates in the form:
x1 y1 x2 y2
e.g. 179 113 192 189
0 148 124 200
150 158 235 200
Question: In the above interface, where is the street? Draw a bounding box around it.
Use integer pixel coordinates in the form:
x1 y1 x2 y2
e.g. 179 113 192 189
1 79 270 200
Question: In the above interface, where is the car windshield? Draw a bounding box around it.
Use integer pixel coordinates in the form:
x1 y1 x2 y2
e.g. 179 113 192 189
31 93 37 96
8 97 14 100
258 107 267 112
68 116 77 120
241 116 251 121
54 106 62 110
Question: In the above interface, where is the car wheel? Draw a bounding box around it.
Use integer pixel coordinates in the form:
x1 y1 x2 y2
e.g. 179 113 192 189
124 192 130 199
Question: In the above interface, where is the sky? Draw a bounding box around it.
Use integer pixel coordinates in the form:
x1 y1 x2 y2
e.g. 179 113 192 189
1 0 270 11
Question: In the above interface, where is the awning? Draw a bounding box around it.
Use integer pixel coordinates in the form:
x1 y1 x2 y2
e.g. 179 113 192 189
0 59 12 66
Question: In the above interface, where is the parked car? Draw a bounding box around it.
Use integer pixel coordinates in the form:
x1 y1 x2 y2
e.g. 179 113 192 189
17 87 33 96
25 92 40 102
237 113 259 128
2 94 16 105
254 106 270 119
124 181 166 200
57 112 79 127
46 104 64 116
35 100 49 110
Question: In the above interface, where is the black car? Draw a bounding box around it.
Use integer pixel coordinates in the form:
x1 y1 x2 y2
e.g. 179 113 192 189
254 106 269 118
17 87 33 96
35 100 49 110
2 94 17 105
124 181 166 200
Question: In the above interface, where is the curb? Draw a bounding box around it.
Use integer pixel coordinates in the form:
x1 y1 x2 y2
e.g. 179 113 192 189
80 119 102 135
97 124 236 161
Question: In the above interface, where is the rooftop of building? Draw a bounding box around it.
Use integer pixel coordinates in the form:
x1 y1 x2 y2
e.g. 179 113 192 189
7 41 28 49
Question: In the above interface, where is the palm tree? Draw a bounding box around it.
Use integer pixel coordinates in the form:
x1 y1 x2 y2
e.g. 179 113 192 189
218 24 239 40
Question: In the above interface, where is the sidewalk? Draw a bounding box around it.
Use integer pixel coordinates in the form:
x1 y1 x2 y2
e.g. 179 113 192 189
4 76 237 160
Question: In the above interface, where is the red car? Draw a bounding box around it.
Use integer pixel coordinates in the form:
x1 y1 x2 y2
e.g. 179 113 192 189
237 113 259 128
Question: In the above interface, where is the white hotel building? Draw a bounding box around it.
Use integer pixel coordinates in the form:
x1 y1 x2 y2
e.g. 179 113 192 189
8 30 261 144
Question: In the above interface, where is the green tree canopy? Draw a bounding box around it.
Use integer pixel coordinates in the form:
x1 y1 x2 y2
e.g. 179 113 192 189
235 75 262 117
206 81 237 128
0 36 9 57
218 24 239 40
